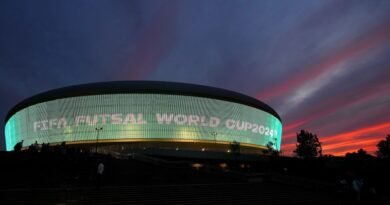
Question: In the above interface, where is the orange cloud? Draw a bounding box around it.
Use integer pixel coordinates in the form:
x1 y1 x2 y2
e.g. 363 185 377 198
282 132 296 139
281 143 297 156
321 122 389 156
283 81 390 132
283 120 306 132
281 122 389 156
323 138 380 153
321 122 390 143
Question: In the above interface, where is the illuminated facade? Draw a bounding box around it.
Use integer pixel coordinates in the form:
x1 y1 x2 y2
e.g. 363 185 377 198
5 81 282 155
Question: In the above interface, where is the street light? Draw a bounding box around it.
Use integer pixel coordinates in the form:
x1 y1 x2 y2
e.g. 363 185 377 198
95 127 103 153
211 131 218 144
273 137 278 151
210 131 218 152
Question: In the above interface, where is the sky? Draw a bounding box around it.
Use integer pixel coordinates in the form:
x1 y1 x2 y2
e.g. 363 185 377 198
0 0 389 156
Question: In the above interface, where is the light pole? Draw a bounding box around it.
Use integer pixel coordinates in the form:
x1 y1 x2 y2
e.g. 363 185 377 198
95 127 103 153
211 131 218 151
211 131 218 144
273 137 278 151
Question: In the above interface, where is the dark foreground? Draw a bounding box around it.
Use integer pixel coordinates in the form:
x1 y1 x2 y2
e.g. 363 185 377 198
1 150 389 204
3 183 338 205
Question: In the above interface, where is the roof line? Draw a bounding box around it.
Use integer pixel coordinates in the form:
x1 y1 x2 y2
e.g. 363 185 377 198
5 81 281 122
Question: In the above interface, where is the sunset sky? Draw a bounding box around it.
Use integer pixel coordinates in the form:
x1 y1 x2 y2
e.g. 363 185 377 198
0 0 389 155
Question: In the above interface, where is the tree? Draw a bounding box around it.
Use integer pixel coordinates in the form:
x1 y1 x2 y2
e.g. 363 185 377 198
294 130 322 158
376 134 390 158
345 148 373 159
262 141 279 156
13 140 24 152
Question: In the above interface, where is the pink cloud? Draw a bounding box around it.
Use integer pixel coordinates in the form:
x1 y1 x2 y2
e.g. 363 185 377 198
257 25 390 102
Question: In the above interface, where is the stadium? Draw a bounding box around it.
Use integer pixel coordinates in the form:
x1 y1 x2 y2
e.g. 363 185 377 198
4 81 282 158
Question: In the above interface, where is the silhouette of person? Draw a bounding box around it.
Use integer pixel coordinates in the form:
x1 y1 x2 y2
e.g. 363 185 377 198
352 177 364 203
96 162 105 189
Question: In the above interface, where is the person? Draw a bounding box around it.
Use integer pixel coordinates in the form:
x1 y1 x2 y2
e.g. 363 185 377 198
96 162 104 189
352 177 364 203
33 141 39 150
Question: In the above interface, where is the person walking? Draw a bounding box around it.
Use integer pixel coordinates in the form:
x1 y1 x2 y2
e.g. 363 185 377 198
96 162 104 189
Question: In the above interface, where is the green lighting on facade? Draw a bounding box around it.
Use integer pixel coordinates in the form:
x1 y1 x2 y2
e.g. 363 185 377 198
5 94 282 151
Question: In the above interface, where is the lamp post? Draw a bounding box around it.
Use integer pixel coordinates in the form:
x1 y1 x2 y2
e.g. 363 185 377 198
211 131 218 144
273 137 278 151
95 127 103 153
211 131 218 151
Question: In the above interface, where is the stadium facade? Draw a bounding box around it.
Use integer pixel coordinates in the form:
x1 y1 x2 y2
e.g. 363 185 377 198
4 81 282 157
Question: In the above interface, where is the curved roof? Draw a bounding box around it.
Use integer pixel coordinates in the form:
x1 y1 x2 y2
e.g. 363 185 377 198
5 81 281 122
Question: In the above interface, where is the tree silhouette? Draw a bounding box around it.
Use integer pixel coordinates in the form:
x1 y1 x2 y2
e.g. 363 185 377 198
294 130 322 158
262 141 279 156
376 134 390 158
13 140 24 152
345 148 373 159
